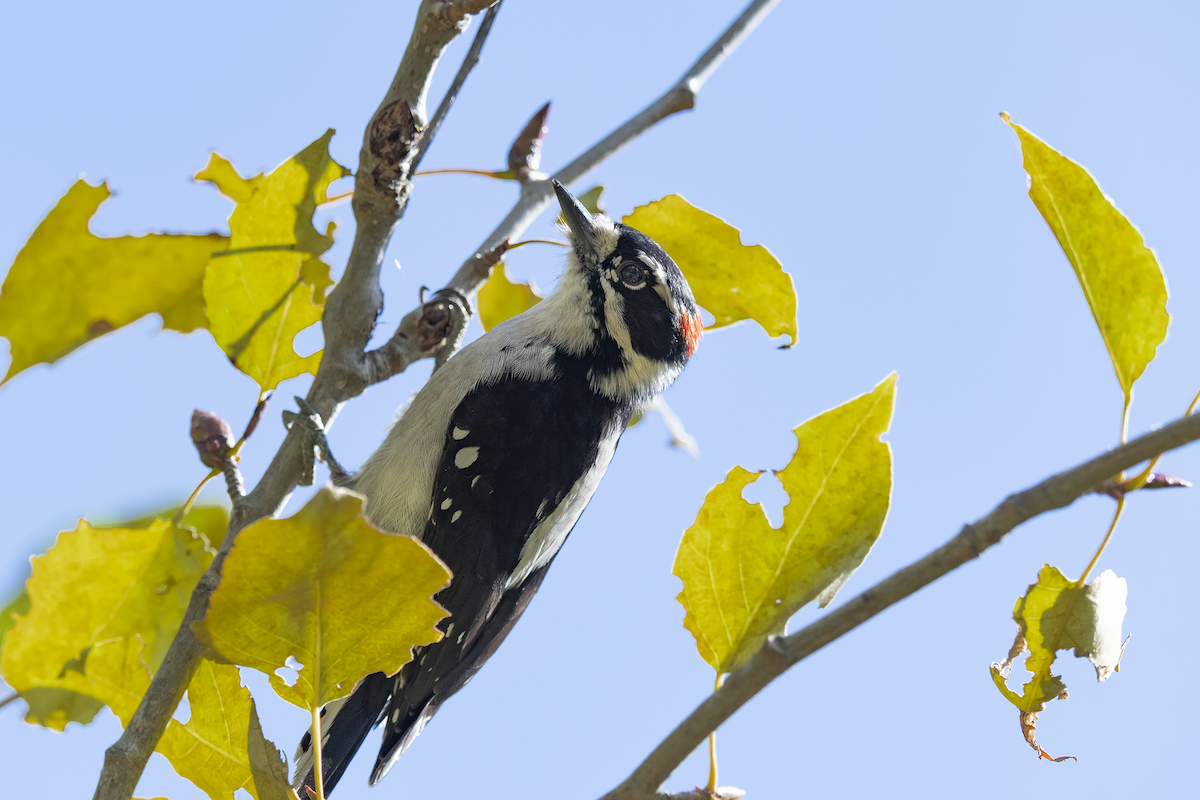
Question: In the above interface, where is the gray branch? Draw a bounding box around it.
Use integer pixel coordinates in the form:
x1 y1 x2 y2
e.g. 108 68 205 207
90 1 772 797
597 412 1200 800
90 3 497 797
444 0 783 297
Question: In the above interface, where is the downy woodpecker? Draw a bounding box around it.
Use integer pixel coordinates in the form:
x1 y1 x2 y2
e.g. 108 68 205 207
292 181 703 794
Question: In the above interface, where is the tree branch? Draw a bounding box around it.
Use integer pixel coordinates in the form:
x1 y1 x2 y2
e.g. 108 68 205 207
442 0 783 301
413 2 502 174
598 412 1200 800
90 4 497 798
92 1 775 796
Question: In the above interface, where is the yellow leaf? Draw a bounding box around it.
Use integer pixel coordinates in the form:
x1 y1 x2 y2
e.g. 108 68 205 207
674 374 895 674
0 180 227 383
623 195 796 345
157 660 263 800
1003 114 1168 401
82 637 263 800
18 687 106 731
476 262 542 331
0 518 213 711
203 130 349 391
196 487 451 710
992 566 1128 714
196 153 264 203
248 698 302 800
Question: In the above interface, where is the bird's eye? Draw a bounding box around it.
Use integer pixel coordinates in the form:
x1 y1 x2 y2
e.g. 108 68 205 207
618 263 645 285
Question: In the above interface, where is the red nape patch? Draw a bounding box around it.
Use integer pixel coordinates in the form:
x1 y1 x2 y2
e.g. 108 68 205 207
680 312 703 358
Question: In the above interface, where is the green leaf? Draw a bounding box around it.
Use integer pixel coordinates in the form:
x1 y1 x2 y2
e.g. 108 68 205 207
1003 113 1168 401
674 374 895 674
202 130 349 392
0 588 30 652
196 153 264 203
623 195 796 346
992 566 1128 714
0 180 228 383
577 185 606 216
0 518 212 724
196 487 451 710
248 698 301 800
18 687 106 730
476 262 542 331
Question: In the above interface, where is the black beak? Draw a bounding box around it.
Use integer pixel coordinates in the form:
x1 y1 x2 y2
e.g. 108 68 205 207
554 180 602 260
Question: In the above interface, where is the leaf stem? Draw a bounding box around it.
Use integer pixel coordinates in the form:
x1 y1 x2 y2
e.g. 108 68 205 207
1120 392 1131 446
311 704 325 799
1077 496 1125 586
507 238 568 249
173 470 219 524
1187 385 1200 417
413 167 511 179
1118 384 1200 493
0 692 19 711
706 674 726 794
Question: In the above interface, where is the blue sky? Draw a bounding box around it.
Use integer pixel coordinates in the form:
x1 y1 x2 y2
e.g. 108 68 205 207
2 1 1199 797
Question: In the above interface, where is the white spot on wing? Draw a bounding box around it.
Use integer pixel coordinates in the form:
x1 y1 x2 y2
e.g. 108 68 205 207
452 510 463 523
452 427 469 440
454 447 479 468
471 476 480 488
506 428 621 589
440 498 452 510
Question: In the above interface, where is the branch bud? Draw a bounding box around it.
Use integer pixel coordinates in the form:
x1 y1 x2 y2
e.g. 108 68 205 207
190 410 234 469
507 102 550 181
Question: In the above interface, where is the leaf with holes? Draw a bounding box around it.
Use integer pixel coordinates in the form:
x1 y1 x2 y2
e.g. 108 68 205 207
991 566 1128 715
0 180 227 383
0 518 213 729
157 659 265 800
196 153 264 203
202 130 349 391
674 374 895 674
1003 114 1168 402
84 635 263 800
623 194 796 346
477 263 542 331
196 487 451 710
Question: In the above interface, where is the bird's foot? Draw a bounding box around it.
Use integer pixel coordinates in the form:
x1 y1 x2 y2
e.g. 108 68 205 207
283 396 350 486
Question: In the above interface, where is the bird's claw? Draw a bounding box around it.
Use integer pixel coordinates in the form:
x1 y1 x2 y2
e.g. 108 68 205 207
283 396 349 486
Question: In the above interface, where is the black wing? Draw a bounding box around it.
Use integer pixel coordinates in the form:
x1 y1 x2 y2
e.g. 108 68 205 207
369 372 630 783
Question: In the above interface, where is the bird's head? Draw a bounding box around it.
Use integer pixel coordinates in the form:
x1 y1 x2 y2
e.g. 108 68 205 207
547 180 702 404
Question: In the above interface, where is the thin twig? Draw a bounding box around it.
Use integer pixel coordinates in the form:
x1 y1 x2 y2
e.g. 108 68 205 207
0 692 19 711
89 3 496 797
440 0 783 303
91 3 768 797
412 1 501 174
599 411 1200 800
